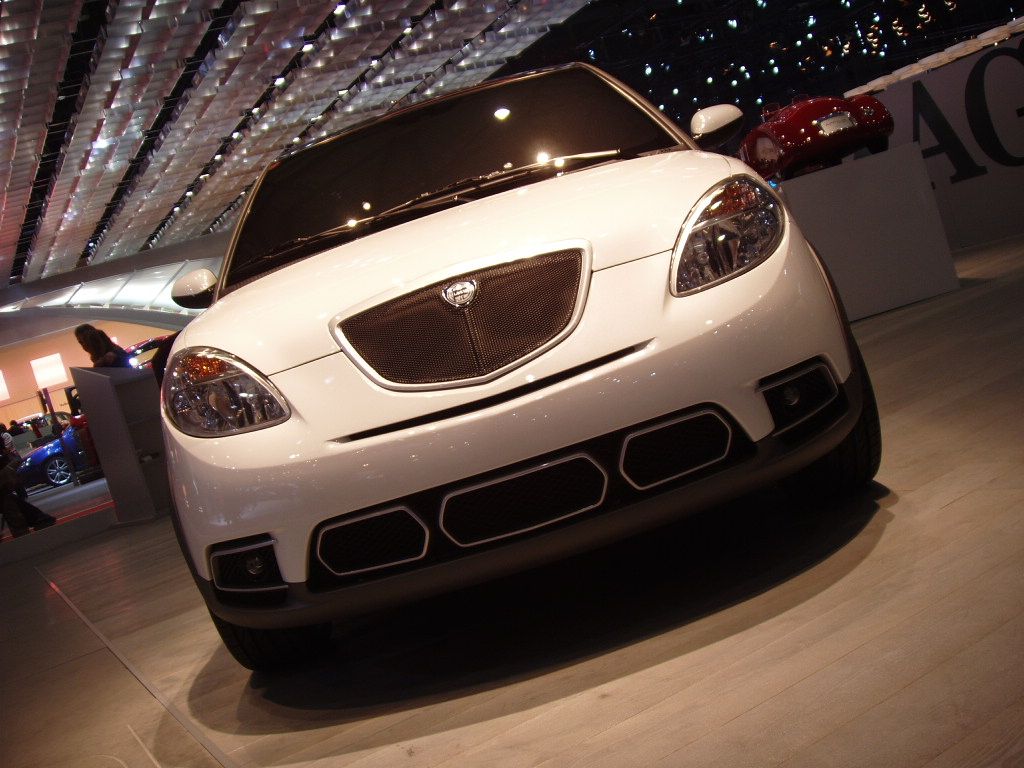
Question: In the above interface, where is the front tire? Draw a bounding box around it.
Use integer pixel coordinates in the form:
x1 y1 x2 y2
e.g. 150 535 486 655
209 611 332 671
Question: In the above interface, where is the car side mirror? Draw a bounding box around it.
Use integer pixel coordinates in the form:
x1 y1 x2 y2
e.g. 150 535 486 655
171 268 218 309
690 104 745 150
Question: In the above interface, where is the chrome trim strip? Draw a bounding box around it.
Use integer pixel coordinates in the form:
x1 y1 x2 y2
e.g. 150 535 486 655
209 538 288 594
330 241 593 392
759 362 840 436
618 409 733 491
440 453 609 548
340 343 651 443
315 506 429 578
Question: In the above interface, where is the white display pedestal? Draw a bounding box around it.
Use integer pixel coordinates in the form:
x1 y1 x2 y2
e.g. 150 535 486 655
71 366 172 524
782 142 960 321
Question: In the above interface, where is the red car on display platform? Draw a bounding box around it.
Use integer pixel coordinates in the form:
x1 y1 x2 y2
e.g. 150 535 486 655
739 94 894 181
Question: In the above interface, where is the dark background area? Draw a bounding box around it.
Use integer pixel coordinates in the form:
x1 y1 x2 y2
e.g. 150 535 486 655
497 0 1019 130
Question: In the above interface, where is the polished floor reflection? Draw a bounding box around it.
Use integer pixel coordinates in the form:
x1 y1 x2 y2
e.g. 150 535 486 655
2 236 1023 768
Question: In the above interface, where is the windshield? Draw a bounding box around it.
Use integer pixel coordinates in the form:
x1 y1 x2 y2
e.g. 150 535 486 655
225 66 681 289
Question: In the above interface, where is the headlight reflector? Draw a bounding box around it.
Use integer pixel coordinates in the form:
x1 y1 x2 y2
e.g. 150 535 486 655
162 347 289 437
671 176 783 296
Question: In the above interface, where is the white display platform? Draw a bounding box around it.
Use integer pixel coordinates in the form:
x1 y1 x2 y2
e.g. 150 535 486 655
71 366 172 525
782 142 959 321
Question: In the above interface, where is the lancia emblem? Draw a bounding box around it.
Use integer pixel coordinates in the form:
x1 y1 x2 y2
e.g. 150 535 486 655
441 280 478 308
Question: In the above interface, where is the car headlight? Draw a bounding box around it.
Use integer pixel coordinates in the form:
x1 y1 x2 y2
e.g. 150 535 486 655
671 175 784 296
162 347 290 437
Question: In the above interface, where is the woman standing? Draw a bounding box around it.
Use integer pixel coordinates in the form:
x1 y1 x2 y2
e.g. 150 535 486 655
74 324 131 368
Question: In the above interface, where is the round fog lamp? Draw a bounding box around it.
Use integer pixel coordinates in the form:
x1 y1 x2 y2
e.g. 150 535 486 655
782 385 801 407
244 554 266 578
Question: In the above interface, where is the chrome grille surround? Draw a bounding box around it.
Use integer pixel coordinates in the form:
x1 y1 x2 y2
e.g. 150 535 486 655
331 242 592 391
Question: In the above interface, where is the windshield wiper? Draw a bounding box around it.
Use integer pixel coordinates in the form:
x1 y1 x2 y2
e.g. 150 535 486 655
376 149 624 218
241 149 624 272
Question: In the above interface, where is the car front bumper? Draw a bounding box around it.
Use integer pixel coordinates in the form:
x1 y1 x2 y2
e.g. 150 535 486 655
189 357 864 629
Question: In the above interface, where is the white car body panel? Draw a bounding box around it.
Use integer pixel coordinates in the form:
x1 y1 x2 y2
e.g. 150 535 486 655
176 152 733 377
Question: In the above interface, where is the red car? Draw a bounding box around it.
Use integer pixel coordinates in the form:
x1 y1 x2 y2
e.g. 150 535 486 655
125 334 175 369
739 94 894 180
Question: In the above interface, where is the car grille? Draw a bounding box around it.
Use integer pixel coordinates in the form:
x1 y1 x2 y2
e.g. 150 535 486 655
441 455 607 546
308 404 758 590
619 410 732 490
316 507 428 577
339 249 583 386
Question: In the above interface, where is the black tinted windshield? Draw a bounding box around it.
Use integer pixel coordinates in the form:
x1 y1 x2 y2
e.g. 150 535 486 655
226 66 680 288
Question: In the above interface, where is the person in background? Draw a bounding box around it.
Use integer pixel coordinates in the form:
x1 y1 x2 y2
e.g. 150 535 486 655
74 324 131 368
8 420 25 436
0 434 56 536
1 426 20 464
0 457 30 536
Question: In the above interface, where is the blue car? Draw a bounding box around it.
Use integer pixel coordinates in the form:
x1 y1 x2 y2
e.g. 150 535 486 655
16 427 89 488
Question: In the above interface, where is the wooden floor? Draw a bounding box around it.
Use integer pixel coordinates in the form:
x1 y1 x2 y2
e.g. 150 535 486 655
2 236 1023 768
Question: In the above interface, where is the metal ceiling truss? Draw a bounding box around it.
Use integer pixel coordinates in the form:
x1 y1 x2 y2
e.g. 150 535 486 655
0 0 590 286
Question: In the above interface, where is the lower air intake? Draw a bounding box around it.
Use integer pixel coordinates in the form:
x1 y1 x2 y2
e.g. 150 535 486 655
316 508 429 577
441 454 607 547
619 410 733 490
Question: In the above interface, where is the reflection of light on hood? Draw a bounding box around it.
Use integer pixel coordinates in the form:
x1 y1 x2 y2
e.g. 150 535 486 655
129 358 140 368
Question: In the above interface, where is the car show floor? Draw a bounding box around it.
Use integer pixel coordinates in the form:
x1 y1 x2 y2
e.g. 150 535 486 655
2 235 1023 768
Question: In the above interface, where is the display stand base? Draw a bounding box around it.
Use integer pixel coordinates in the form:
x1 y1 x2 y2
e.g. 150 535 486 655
782 142 959 321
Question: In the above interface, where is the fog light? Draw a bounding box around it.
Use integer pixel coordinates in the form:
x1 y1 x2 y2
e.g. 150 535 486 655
210 538 286 593
244 554 266 578
759 361 839 436
781 385 801 407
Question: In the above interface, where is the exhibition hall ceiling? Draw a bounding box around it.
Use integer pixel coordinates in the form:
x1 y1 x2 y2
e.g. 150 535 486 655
0 0 589 286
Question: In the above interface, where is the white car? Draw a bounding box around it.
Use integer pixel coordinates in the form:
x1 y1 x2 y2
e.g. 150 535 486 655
163 63 880 670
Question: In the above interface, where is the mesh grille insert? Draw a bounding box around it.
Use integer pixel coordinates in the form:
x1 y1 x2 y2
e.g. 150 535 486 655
620 411 733 490
340 249 583 385
441 454 607 546
316 508 428 576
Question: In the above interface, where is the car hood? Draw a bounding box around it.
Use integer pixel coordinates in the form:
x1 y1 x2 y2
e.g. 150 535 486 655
176 150 733 375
